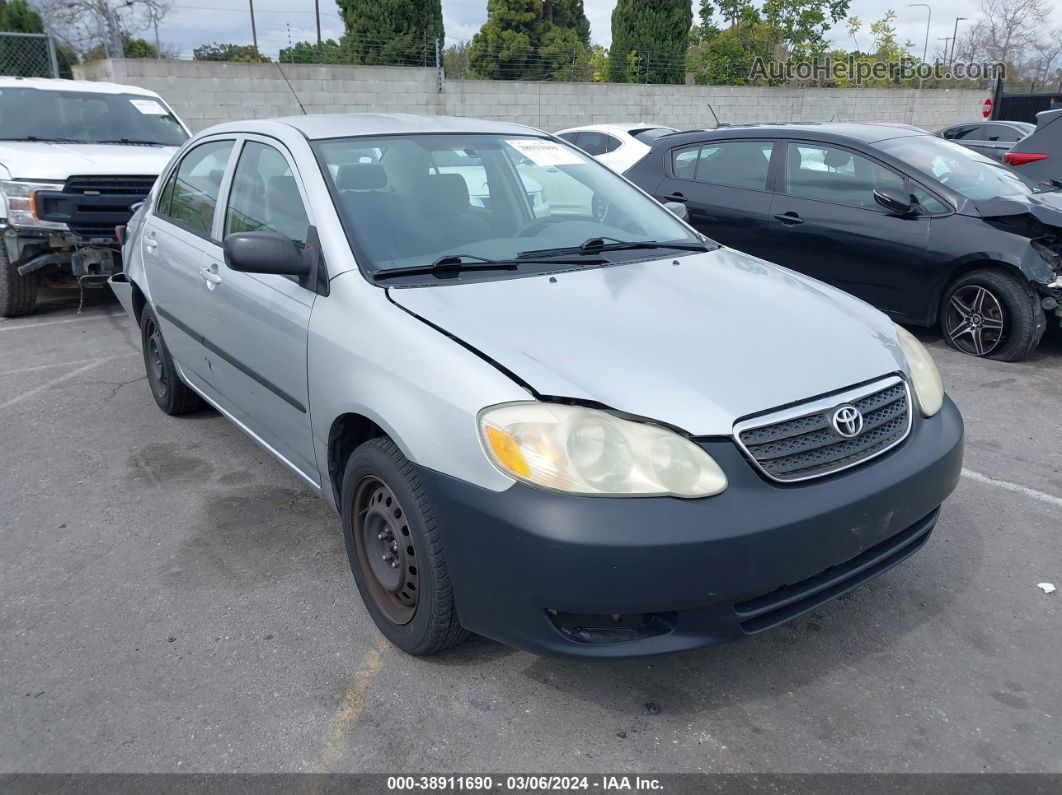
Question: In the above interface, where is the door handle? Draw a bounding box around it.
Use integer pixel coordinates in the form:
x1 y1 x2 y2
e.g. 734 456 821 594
773 211 805 226
144 231 158 251
199 264 222 290
664 192 687 202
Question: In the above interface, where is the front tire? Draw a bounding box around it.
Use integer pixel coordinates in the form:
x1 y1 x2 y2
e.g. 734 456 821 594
0 245 39 318
340 437 467 656
940 269 1043 361
140 306 204 415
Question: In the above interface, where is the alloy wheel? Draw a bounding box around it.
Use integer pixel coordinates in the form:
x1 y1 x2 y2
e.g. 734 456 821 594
945 285 1005 356
352 475 419 625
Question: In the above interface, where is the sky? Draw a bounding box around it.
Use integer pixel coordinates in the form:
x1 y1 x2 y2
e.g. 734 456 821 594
151 0 1061 63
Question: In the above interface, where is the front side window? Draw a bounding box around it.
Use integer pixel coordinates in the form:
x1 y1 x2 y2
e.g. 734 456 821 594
785 143 904 209
314 133 702 279
694 141 774 191
0 87 187 146
225 141 310 248
159 140 234 237
874 135 1038 201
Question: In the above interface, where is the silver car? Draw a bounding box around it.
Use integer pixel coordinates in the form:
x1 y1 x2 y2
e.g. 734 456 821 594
111 114 964 658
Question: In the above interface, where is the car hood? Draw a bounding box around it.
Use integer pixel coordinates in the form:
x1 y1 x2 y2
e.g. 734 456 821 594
0 141 178 181
974 190 1062 228
389 248 908 436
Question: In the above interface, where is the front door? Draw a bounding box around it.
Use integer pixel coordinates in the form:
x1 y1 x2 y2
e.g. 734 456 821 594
203 137 318 483
767 141 931 318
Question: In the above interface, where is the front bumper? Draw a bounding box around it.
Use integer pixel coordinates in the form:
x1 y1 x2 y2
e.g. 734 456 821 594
418 396 964 658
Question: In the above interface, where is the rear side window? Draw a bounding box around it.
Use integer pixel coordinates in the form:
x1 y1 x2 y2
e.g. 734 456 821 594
695 140 774 190
225 141 310 248
785 143 904 209
557 132 579 145
158 140 234 237
983 124 1022 143
575 132 621 156
943 125 981 141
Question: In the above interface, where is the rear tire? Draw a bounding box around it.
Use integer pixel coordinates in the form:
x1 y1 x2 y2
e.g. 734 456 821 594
140 305 204 415
0 245 39 318
340 437 467 656
940 269 1043 362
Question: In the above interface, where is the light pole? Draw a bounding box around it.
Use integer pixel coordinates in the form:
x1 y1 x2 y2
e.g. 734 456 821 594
907 3 931 89
248 0 259 60
949 17 967 67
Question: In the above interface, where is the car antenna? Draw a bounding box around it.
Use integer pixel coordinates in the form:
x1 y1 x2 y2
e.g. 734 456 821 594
275 63 308 115
706 103 721 129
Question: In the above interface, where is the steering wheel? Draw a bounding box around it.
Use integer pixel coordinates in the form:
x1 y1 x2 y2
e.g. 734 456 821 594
514 215 571 238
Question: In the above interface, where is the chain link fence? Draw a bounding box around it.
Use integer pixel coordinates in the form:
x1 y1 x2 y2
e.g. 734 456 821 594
0 32 59 78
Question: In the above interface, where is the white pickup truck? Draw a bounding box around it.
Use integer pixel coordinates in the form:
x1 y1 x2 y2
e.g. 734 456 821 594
0 76 189 316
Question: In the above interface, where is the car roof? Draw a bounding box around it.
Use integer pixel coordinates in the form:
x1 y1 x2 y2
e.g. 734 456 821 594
556 123 675 136
202 113 546 141
655 122 929 148
0 75 164 98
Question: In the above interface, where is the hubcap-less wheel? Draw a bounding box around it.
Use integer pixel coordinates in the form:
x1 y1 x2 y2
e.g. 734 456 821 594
352 476 419 625
144 318 168 398
945 285 1005 356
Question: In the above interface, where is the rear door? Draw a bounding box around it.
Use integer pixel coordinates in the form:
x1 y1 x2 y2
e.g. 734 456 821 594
767 141 932 318
201 136 319 483
653 138 777 258
142 138 236 388
975 124 1024 162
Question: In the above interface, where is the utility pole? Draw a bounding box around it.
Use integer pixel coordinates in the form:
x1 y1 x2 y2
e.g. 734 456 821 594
248 0 260 60
314 0 321 46
907 4 931 89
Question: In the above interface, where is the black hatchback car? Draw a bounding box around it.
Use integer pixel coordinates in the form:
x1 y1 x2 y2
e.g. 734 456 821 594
625 123 1062 361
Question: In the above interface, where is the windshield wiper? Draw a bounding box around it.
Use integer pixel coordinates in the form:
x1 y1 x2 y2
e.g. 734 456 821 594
372 252 603 281
94 138 168 146
1 136 84 143
518 236 710 259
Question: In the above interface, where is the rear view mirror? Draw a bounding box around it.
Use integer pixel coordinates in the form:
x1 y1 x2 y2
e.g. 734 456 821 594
663 201 689 221
223 232 310 277
873 186 916 216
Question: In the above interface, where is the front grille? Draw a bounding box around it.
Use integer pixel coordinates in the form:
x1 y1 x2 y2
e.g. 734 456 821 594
63 175 157 196
735 377 912 483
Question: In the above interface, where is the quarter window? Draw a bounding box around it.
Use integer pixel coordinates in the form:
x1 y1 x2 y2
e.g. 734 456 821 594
159 140 234 237
672 145 701 180
224 141 310 248
785 143 904 209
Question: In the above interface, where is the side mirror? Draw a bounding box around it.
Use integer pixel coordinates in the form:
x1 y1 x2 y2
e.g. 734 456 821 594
663 200 689 221
873 186 916 216
223 231 310 277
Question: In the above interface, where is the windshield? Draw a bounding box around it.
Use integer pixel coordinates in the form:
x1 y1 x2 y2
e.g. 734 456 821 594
314 133 701 277
0 87 187 146
874 135 1038 201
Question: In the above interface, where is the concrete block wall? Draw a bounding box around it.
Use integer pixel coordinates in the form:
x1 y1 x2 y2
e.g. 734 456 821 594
75 59 987 133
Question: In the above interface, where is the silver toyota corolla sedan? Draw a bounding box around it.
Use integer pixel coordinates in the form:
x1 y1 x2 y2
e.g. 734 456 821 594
111 114 964 658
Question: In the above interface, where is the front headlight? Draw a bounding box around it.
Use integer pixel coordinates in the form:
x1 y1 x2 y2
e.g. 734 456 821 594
896 325 944 417
0 180 66 229
479 402 727 498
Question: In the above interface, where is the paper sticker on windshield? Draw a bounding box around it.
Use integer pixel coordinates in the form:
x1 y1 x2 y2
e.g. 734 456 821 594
506 139 585 166
130 98 168 116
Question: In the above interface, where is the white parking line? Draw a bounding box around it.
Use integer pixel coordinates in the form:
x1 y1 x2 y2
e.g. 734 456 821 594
962 468 1062 509
0 359 124 377
0 313 122 332
0 354 136 412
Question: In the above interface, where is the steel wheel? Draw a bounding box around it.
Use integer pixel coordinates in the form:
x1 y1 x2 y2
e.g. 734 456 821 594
944 284 1005 356
144 316 169 399
351 475 419 625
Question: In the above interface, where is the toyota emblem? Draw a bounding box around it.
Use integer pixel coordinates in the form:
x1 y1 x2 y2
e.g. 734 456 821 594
830 405 864 438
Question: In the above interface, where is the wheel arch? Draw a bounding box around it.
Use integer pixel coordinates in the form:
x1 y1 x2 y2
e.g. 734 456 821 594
325 411 392 509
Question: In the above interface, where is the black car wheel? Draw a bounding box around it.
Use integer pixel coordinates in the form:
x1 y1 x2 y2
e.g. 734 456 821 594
140 306 204 415
0 245 39 318
941 269 1044 361
340 437 467 655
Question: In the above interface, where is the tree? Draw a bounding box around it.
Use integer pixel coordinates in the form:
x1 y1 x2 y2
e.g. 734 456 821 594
0 0 44 32
85 32 158 60
193 42 271 63
467 0 592 80
35 0 170 59
608 0 692 84
761 0 850 56
688 4 781 85
279 39 346 64
337 0 443 66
